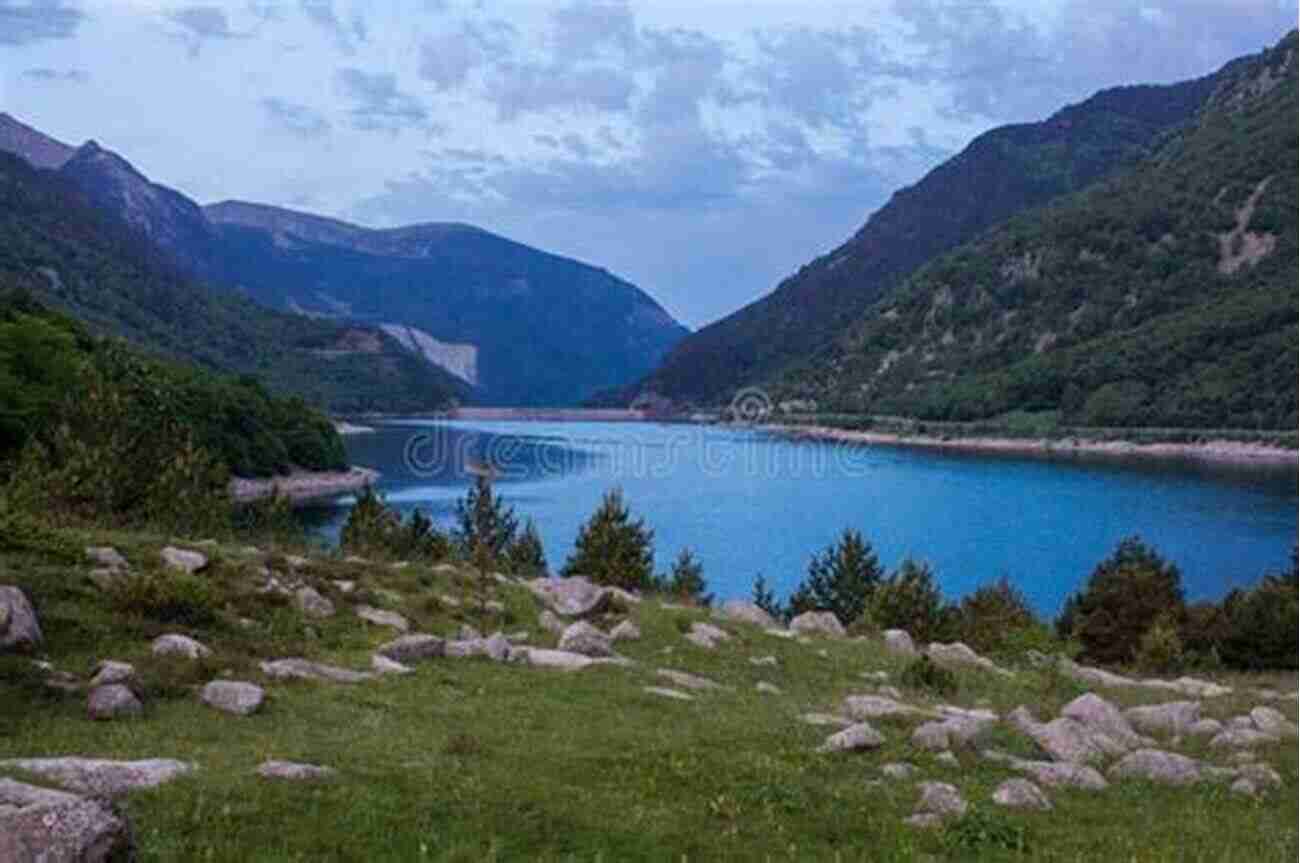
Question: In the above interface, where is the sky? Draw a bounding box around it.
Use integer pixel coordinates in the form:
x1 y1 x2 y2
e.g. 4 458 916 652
1 1 1294 328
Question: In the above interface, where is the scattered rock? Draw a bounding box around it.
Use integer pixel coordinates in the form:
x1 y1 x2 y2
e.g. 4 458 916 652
1249 706 1298 737
331 579 356 594
1108 749 1203 785
644 686 693 701
934 751 959 767
789 611 845 638
438 594 462 609
861 670 890 682
799 712 852 727
377 634 445 664
86 568 123 592
764 627 796 639
85 546 128 570
610 620 641 641
927 642 1011 676
0 758 194 796
992 778 1051 810
294 587 335 619
982 750 1109 791
458 624 483 641
0 778 134 862
356 606 408 631
883 629 917 657
1235 763 1282 791
517 648 597 670
904 813 944 829
684 621 730 649
200 680 265 716
880 762 918 780
150 633 211 660
915 781 968 819
526 576 617 617
1123 700 1201 736
1061 693 1147 749
715 600 776 629
159 546 207 574
538 610 565 634
657 668 724 691
844 694 926 721
87 685 142 720
819 722 885 753
1209 728 1277 749
1185 718 1223 737
445 634 512 663
371 654 413 675
756 681 782 695
1008 705 1115 763
89 660 135 688
1230 777 1259 796
911 712 995 751
259 658 373 684
558 621 614 657
256 761 336 782
0 586 42 652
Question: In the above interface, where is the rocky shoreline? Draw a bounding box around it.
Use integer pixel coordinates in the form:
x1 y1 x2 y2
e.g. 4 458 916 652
765 424 1299 466
229 466 379 504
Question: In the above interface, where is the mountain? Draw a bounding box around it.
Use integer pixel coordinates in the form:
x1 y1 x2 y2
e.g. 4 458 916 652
610 55 1247 409
776 31 1297 431
0 114 688 407
201 201 688 405
0 149 466 414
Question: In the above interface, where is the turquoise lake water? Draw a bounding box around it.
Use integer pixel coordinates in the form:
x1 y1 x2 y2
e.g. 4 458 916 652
307 420 1299 617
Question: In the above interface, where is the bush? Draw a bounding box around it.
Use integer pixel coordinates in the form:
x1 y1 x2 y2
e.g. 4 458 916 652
455 474 519 562
899 655 957 696
506 519 548 577
751 574 785 622
659 548 713 606
340 486 451 562
871 558 956 643
110 569 218 627
1219 567 1298 670
1136 612 1184 674
787 529 883 626
561 488 655 591
1061 536 1185 666
957 577 1039 655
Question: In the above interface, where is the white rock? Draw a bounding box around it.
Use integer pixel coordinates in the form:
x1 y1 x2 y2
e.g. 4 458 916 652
256 760 336 781
377 634 445 663
1235 762 1282 791
819 722 885 753
844 694 926 720
1123 700 1201 736
0 777 134 860
880 762 918 780
89 660 135 688
1210 728 1278 749
0 586 42 651
200 680 265 716
927 641 1012 676
151 633 211 660
294 586 335 619
1185 718 1223 737
657 668 725 691
749 655 779 667
1250 706 1298 737
331 579 356 594
87 684 143 720
756 681 782 695
915 781 967 818
716 600 776 628
610 620 641 641
357 606 408 631
371 654 413 675
526 576 616 617
519 648 597 670
85 546 128 569
0 758 195 796
1108 749 1203 785
160 546 207 574
904 813 944 829
644 686 693 701
789 611 845 638
992 778 1051 810
259 658 373 683
1061 693 1147 748
799 712 852 727
684 621 730 649
882 629 917 657
558 621 614 657
982 750 1109 791
538 610 565 634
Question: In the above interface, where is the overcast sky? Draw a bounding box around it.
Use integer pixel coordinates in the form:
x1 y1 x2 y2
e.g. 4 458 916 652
2 1 1293 327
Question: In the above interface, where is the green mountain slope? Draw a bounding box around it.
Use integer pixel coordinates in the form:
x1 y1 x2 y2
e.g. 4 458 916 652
612 60 1238 408
777 31 1298 431
0 151 465 415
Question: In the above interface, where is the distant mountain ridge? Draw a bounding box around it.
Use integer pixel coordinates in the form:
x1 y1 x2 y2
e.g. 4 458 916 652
0 113 688 407
608 52 1250 408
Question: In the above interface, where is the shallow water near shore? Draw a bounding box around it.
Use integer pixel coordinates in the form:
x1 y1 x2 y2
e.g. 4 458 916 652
306 419 1298 616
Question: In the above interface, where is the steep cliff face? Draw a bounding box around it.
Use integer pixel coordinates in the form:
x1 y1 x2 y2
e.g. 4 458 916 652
0 113 74 169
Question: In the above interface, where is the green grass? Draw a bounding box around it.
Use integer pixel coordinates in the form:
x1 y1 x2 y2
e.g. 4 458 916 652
2 530 1296 861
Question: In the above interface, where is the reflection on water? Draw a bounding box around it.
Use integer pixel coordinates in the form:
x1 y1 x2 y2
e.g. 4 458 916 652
304 420 1298 616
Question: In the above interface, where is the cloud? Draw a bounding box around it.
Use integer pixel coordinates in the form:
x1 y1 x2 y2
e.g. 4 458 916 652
167 5 248 57
0 0 82 45
301 0 366 54
261 97 331 138
21 66 88 82
335 67 431 133
418 18 514 91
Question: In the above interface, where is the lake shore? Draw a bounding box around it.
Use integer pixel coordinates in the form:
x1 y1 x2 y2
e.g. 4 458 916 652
763 423 1300 466
229 466 379 504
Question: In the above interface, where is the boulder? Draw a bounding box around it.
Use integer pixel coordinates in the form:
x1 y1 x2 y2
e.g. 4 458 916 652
789 611 845 638
0 778 134 862
294 586 335 619
538 610 565 634
755 681 782 695
332 579 356 594
982 750 1109 791
1249 706 1298 737
445 634 512 662
684 621 730 649
992 778 1051 811
915 781 967 819
882 629 917 657
1008 706 1113 763
371 654 413 675
926 642 1011 676
1235 762 1282 791
844 694 924 720
526 576 615 617
818 722 885 753
904 813 944 829
1108 749 1203 786
911 713 994 752
256 761 336 782
517 648 597 670
376 634 445 664
558 621 614 657
1210 728 1277 749
1186 718 1223 737
749 655 778 667
87 685 143 720
0 758 194 796
1123 700 1201 736
716 600 776 629
259 658 373 683
799 712 852 727
1060 693 1147 748
160 546 207 574
356 606 409 632
610 620 641 642
89 660 135 688
200 680 265 716
657 668 725 691
934 751 959 767
85 546 128 570
0 586 42 652
151 633 211 660
880 762 918 780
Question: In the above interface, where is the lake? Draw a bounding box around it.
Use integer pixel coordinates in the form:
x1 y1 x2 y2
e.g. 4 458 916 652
306 419 1299 617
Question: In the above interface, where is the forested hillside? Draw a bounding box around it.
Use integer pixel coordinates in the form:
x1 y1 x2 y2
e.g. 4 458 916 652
776 31 1297 431
0 152 465 414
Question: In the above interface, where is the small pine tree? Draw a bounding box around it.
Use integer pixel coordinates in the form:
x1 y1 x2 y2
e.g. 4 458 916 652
751 573 785 621
455 474 519 562
663 548 712 606
507 519 548 577
1066 536 1185 666
871 558 956 643
561 488 654 590
787 529 883 626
